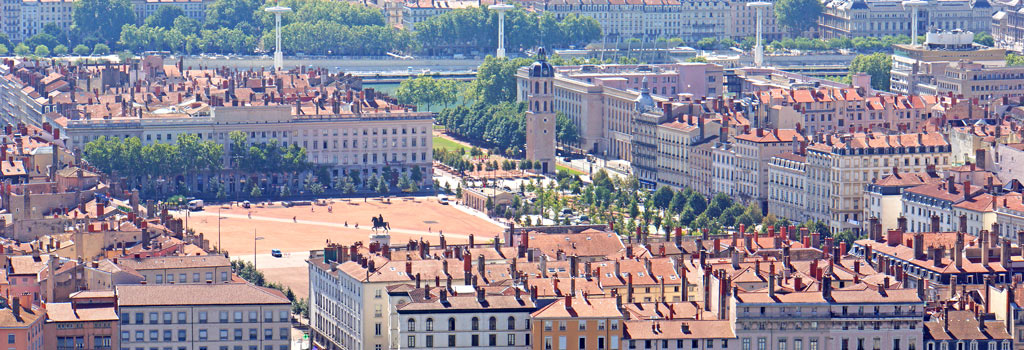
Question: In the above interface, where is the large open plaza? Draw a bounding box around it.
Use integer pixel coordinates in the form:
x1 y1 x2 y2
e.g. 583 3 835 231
174 196 502 296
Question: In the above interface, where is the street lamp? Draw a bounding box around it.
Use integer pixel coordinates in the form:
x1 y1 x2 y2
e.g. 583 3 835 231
265 5 292 71
747 2 772 68
488 4 514 58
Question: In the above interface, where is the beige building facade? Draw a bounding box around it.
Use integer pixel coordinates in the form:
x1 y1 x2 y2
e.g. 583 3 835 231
116 283 292 350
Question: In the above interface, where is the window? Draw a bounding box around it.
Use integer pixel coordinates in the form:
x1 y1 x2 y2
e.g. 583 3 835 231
265 329 274 340
579 337 586 349
407 336 416 348
448 335 456 347
407 318 416 331
163 312 172 324
234 311 243 322
149 312 159 324
472 317 479 330
508 334 516 346
375 323 382 336
508 316 516 330
199 311 208 323
472 335 480 347
220 330 228 340
489 317 497 330
198 330 207 341
490 334 497 346
177 312 186 324
426 335 434 347
426 318 433 331
448 318 456 331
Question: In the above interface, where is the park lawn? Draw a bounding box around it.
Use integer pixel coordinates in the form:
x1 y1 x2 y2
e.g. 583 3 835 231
557 164 586 176
433 136 472 153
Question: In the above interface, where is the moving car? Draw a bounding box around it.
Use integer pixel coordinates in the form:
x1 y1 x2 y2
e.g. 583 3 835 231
271 249 283 258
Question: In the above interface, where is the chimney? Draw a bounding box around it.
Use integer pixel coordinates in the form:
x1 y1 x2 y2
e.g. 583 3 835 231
11 297 19 319
627 273 634 303
898 216 908 233
964 181 973 201
931 215 941 233
821 276 832 299
564 295 572 310
959 215 968 234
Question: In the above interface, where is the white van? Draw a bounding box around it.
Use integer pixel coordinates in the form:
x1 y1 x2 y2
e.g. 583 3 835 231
188 199 204 211
437 194 449 205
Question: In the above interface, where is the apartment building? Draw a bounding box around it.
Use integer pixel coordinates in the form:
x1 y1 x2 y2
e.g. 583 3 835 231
803 132 951 234
767 150 809 224
901 179 985 233
130 0 214 26
308 245 480 350
516 63 724 156
756 86 941 134
43 290 118 350
394 286 539 349
398 0 476 30
720 128 804 210
516 0 729 43
994 143 1024 184
530 296 624 350
0 296 45 350
994 193 1024 243
891 30 1007 97
936 61 1024 102
114 254 232 285
819 0 991 39
735 286 925 350
993 0 1024 53
949 122 1021 166
621 319 735 350
116 283 292 350
852 227 1015 287
863 168 942 233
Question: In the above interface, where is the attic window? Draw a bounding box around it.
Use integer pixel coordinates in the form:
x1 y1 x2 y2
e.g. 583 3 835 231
669 276 677 280
565 238 570 241
390 267 396 271
606 273 613 278
558 268 566 272
587 237 592 240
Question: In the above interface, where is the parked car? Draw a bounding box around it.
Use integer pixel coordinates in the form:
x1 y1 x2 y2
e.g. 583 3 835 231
242 201 251 209
271 249 283 258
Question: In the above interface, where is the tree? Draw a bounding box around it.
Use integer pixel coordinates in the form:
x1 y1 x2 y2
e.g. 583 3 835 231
652 186 674 210
467 56 533 103
72 0 135 44
686 192 707 215
72 44 90 56
849 52 892 91
13 44 29 56
52 45 69 56
1008 53 1024 67
686 56 708 63
204 0 263 34
774 0 823 35
145 6 185 29
26 34 58 51
555 112 580 145
0 44 6 56
92 43 110 55
34 45 50 57
376 179 390 195
668 190 688 214
394 76 459 111
974 31 994 47
0 34 9 51
250 183 263 198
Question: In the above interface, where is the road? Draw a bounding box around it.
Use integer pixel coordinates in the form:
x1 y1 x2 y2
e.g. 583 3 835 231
182 56 484 74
